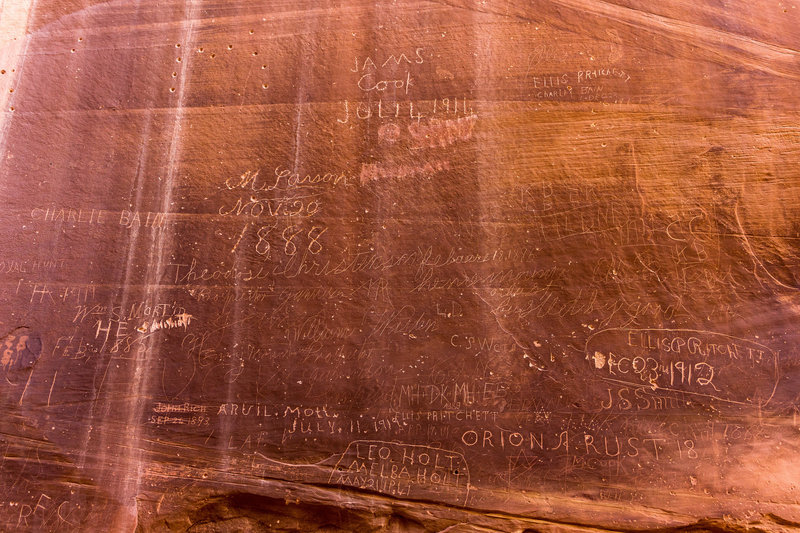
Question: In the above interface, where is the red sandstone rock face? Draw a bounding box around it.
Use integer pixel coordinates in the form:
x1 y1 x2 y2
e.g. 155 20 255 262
0 1 799 531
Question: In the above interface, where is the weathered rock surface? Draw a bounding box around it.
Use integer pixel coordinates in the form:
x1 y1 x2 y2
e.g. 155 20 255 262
0 0 799 531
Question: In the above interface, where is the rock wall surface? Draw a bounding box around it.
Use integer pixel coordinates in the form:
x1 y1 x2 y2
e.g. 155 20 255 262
0 1 799 531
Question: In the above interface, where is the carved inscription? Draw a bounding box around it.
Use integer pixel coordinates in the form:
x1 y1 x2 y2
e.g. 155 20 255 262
330 441 470 504
1 4 797 531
